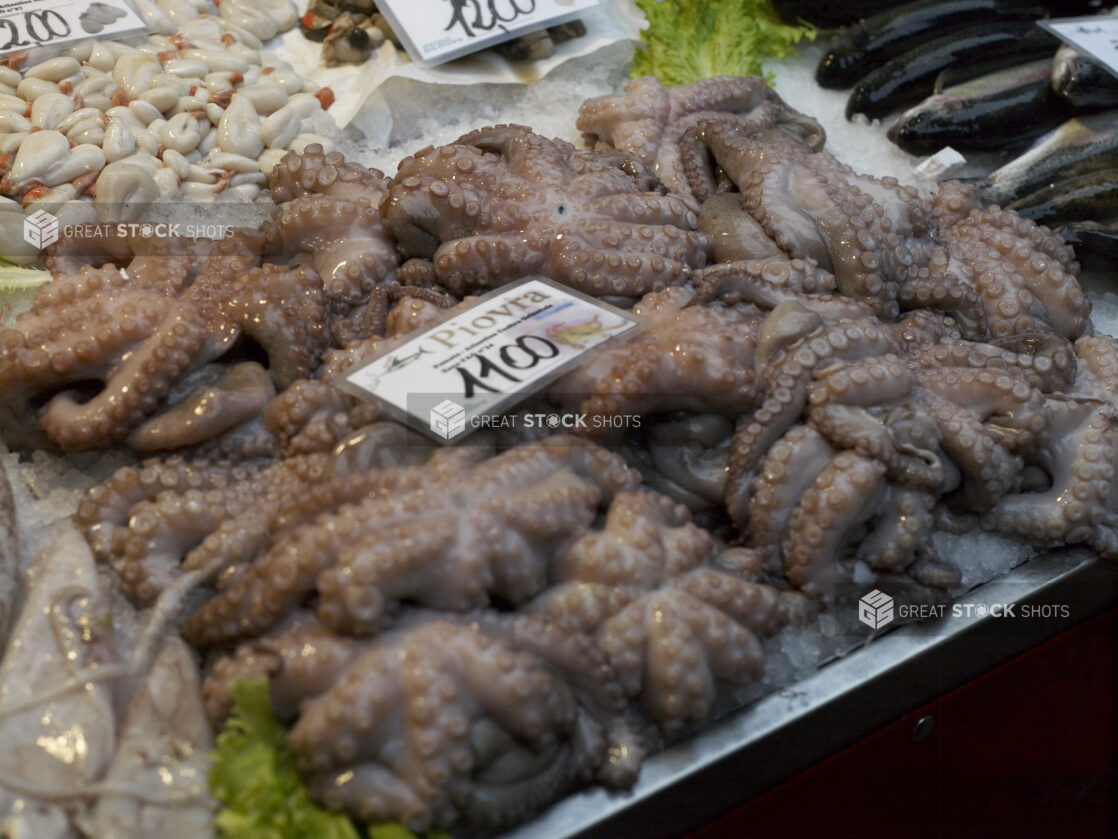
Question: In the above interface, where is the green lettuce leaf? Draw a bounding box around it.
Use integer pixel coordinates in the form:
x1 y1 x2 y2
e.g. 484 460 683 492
210 679 443 839
631 0 815 86
0 263 49 317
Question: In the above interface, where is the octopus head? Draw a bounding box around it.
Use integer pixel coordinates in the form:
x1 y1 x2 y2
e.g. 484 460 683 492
380 184 443 259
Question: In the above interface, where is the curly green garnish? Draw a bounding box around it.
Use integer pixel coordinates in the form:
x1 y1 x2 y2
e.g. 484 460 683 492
210 679 448 839
631 0 815 85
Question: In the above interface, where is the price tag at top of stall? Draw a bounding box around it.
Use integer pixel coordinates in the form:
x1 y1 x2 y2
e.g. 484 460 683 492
337 277 643 444
1040 15 1118 81
0 0 147 58
374 0 600 67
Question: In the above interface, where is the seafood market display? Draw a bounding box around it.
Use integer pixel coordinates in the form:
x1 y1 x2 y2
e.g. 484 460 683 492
2 30 1118 833
0 0 336 231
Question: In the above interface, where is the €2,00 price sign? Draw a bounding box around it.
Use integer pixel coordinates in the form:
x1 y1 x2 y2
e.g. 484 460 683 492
0 0 146 58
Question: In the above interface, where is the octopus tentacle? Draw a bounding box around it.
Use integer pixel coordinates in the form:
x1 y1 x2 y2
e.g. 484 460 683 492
382 124 713 301
895 265 987 339
202 611 365 724
553 286 761 424
725 316 901 523
268 143 388 205
781 451 887 599
554 490 714 585
914 334 1077 393
290 617 598 832
916 367 1049 454
981 335 1118 555
76 456 258 562
748 425 836 563
578 76 824 202
430 231 551 293
530 490 803 733
262 194 398 305
691 258 836 307
916 388 1022 511
42 298 213 450
855 485 937 573
981 394 1115 552
585 192 698 228
600 586 764 731
698 193 789 264
126 362 277 453
183 439 638 645
261 379 380 456
941 207 1089 340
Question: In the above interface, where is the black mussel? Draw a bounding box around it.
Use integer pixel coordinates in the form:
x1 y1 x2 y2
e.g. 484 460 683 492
300 2 339 42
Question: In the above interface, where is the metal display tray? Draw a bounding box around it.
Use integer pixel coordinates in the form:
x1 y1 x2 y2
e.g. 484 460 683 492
503 549 1118 839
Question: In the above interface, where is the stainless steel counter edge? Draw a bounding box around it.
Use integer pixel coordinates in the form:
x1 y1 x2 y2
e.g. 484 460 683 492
502 549 1118 839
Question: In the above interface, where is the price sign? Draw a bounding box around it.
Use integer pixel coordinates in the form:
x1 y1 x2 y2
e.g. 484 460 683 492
374 0 599 67
1041 15 1118 82
0 0 147 57
340 277 642 443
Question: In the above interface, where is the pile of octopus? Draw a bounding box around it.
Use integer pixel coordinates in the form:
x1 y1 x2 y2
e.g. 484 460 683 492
0 73 1114 835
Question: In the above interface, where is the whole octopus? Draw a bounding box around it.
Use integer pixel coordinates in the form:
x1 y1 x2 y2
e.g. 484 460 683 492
0 74 1115 835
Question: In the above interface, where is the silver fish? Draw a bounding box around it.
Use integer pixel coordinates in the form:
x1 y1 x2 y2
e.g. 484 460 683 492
888 59 1066 156
1051 43 1118 111
980 109 1118 206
